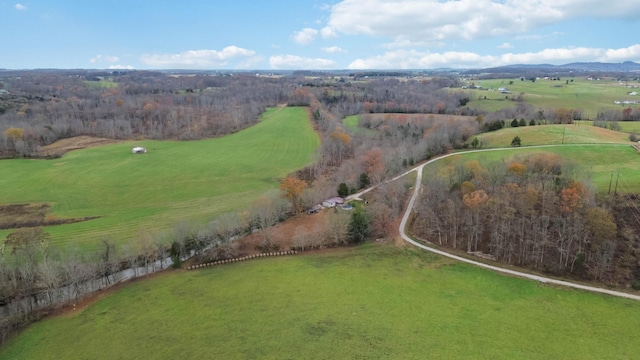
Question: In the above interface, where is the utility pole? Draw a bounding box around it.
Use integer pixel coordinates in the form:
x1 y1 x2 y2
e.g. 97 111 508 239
609 171 614 194
614 171 620 195
562 125 566 144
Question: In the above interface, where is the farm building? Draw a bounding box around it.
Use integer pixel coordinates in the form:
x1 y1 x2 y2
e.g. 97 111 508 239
322 197 344 208
132 146 147 154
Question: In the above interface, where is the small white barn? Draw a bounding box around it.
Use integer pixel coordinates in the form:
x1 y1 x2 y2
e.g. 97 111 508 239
132 146 147 154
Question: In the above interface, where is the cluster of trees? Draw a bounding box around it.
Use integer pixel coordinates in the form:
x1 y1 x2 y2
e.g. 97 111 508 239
5 68 640 340
0 71 289 156
411 153 639 285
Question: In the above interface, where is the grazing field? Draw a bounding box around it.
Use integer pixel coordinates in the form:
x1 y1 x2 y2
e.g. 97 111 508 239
475 123 631 147
577 120 640 134
0 107 319 249
2 244 639 359
433 144 640 193
463 77 639 115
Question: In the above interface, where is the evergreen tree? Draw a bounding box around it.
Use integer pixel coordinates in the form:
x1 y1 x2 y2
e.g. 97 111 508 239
511 136 522 147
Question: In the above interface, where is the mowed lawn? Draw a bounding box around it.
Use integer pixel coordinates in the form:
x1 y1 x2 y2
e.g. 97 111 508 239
0 106 319 249
2 245 639 360
463 78 637 115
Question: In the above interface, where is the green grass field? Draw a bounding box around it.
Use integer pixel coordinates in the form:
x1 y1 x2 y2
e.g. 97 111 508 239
2 244 638 359
433 144 640 193
457 124 639 192
577 120 640 134
341 115 377 137
462 77 639 115
0 107 319 249
475 123 631 148
83 80 118 89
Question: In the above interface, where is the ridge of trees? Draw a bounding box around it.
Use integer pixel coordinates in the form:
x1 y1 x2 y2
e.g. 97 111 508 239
411 153 640 287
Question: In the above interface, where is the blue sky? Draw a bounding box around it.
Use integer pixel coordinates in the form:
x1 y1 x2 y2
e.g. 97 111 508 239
3 0 640 70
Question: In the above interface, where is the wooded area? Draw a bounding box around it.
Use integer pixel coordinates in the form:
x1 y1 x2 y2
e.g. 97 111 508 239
411 153 640 286
2 69 640 343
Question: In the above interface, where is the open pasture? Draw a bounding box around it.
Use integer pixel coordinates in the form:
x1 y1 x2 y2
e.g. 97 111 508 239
464 77 639 115
434 144 640 193
83 80 118 89
475 123 631 148
577 120 640 134
0 107 319 249
2 244 639 359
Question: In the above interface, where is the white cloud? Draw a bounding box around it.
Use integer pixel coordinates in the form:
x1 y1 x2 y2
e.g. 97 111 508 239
515 32 564 42
14 3 27 10
602 44 640 62
292 28 318 45
498 42 513 49
348 44 640 69
90 55 120 64
323 0 640 43
269 55 337 69
320 26 338 39
322 46 346 54
140 46 258 68
108 65 134 70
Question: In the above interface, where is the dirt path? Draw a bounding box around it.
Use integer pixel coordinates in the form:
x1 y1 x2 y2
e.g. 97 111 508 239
40 136 122 156
361 143 640 301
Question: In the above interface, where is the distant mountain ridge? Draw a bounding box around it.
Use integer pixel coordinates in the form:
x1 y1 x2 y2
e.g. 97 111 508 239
478 61 640 74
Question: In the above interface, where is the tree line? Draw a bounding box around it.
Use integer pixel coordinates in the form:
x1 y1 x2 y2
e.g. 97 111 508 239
410 153 640 287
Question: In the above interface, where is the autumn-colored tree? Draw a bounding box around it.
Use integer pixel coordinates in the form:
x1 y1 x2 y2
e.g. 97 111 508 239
329 129 351 146
508 162 527 177
464 160 487 181
4 127 23 141
585 207 617 241
460 181 476 195
280 177 307 213
362 147 385 183
555 108 574 123
463 189 488 211
559 187 581 214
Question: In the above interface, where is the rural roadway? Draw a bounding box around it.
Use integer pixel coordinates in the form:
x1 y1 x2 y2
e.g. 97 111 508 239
348 144 640 301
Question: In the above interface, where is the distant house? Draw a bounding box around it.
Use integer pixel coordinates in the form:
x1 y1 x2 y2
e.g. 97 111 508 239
322 197 344 208
132 146 147 154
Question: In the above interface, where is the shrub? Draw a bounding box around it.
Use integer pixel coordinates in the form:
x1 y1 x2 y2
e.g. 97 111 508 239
337 183 349 198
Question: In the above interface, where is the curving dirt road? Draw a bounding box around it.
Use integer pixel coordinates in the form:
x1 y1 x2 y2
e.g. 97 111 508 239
355 144 640 301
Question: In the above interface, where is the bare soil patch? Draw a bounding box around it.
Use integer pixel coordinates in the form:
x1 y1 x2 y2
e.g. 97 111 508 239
0 203 100 230
238 210 330 255
40 136 122 157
